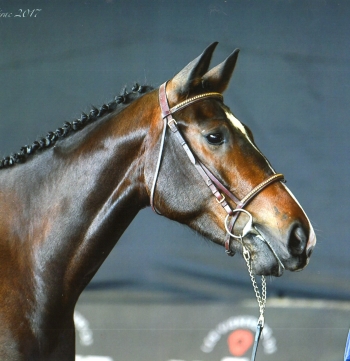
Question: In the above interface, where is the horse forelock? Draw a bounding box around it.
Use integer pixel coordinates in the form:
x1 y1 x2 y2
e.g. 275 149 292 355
0 84 154 170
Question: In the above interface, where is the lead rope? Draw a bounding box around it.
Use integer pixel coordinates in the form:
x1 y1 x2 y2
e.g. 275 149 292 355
241 236 266 361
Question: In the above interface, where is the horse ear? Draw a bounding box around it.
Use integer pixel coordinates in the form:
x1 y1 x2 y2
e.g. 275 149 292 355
201 48 240 93
170 42 219 95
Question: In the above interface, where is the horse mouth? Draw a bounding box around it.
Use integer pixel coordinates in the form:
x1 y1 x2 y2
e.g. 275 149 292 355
245 234 286 277
247 234 311 277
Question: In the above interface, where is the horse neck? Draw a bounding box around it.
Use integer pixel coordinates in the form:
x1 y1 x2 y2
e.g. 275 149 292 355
0 90 158 307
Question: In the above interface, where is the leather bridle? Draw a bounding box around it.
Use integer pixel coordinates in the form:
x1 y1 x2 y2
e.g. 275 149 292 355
151 82 285 257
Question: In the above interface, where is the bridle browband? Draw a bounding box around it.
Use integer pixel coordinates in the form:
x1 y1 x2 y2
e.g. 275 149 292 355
151 82 285 257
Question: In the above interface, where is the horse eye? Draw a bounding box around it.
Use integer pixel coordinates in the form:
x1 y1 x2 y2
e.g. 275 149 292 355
206 133 224 145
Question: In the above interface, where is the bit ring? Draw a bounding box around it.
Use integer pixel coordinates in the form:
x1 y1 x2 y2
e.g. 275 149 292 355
225 209 253 239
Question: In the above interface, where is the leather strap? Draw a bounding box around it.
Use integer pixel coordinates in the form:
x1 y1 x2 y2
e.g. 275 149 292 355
159 83 231 209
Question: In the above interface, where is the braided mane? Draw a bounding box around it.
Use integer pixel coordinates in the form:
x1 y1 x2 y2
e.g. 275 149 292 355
0 83 153 170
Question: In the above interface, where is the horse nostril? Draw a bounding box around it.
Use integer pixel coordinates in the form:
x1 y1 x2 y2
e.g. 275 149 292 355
288 224 307 255
295 226 307 243
306 245 314 258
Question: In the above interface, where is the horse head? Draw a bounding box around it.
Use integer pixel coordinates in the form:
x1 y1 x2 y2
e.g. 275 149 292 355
145 42 316 276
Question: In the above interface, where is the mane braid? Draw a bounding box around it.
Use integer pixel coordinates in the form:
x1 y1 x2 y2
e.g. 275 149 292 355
0 83 153 170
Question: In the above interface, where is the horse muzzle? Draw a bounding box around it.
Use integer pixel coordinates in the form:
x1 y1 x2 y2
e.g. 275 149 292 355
244 220 316 276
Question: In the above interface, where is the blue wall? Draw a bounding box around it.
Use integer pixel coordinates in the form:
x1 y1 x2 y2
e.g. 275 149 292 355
0 0 349 301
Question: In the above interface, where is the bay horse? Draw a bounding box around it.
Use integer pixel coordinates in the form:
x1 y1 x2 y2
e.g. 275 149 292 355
0 42 316 360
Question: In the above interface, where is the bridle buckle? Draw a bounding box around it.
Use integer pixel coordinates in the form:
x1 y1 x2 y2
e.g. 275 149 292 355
167 118 177 128
216 193 226 204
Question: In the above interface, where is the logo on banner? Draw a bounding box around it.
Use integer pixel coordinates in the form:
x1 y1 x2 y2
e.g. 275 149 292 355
200 315 277 360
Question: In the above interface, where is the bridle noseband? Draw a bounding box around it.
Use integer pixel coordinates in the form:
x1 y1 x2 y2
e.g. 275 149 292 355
151 82 285 258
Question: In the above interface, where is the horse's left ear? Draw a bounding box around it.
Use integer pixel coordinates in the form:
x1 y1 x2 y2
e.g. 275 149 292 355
169 42 219 96
202 48 240 93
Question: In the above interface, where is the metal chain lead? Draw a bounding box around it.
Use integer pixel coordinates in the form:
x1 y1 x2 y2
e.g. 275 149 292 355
241 237 267 361
242 238 266 326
